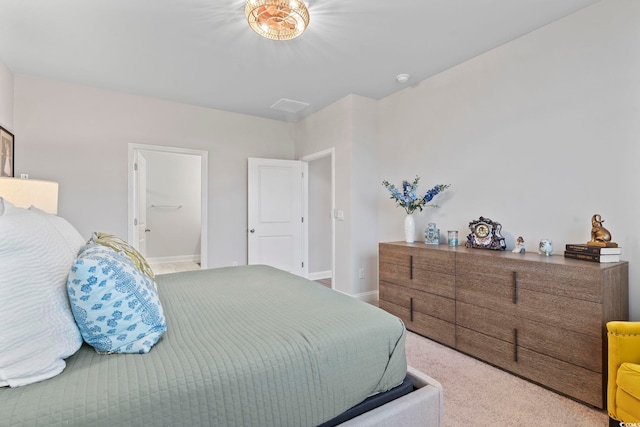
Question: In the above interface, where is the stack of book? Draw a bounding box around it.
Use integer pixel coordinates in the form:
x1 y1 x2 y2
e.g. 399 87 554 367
564 244 621 263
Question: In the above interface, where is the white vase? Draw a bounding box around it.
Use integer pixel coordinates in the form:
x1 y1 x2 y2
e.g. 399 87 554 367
404 213 415 243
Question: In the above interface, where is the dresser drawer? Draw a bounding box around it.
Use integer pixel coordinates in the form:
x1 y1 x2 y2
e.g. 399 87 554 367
456 326 603 408
456 301 601 372
456 274 602 336
379 298 455 347
379 244 455 275
455 252 603 303
379 261 455 299
380 281 455 323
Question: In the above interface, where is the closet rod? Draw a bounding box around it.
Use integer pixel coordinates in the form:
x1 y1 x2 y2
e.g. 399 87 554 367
151 204 183 209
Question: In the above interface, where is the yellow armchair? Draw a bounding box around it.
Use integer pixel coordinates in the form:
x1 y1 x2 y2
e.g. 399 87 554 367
608 321 640 424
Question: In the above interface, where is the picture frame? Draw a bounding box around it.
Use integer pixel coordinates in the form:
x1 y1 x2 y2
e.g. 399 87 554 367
0 125 14 177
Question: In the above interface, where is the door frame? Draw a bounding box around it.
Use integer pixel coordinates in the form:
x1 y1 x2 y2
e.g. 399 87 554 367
127 143 209 269
301 148 335 289
135 152 148 257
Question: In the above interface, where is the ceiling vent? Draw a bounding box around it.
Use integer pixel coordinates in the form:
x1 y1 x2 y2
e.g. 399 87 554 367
270 98 310 113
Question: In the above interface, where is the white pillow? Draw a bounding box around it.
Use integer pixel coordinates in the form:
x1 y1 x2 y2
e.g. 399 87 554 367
29 205 86 257
0 198 84 387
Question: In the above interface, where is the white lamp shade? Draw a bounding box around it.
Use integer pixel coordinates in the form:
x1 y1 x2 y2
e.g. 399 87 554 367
0 177 59 214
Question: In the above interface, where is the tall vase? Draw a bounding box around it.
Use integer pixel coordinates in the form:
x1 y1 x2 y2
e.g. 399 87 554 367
404 213 415 243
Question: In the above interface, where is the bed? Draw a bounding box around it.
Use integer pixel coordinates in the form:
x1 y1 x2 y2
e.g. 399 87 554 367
0 199 443 427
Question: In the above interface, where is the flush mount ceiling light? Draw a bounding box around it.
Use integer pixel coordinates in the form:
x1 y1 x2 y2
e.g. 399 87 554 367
245 0 310 41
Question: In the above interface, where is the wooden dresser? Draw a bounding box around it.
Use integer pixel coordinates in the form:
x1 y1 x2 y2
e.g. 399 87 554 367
379 242 629 408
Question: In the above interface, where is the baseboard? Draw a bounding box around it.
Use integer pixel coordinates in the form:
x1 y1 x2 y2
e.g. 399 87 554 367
146 255 201 264
308 270 332 281
337 289 378 304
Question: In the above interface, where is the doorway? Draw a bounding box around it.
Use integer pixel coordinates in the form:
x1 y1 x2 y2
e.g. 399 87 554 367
128 143 208 270
302 149 335 288
246 150 335 287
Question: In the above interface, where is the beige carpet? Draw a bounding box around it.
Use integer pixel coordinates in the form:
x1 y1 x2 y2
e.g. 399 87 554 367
405 331 608 427
151 261 201 275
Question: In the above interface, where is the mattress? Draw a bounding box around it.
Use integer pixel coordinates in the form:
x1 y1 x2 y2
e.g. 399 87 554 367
0 265 407 427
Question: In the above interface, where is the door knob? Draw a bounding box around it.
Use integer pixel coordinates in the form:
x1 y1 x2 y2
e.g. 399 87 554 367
145 228 151 232
249 229 255 233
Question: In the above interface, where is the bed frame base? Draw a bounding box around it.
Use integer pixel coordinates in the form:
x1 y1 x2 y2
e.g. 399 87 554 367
339 366 443 427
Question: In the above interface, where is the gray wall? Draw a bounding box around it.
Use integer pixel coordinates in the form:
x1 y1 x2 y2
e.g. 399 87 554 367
296 95 379 299
0 61 13 132
141 150 201 262
4 0 640 316
296 0 640 310
377 0 640 317
13 75 294 268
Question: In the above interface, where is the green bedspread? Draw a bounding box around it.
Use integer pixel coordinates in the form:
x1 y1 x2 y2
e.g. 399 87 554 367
0 265 407 427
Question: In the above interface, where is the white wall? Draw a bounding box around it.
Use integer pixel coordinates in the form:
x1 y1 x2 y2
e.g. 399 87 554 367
142 150 201 262
13 75 295 268
0 60 13 132
377 0 640 318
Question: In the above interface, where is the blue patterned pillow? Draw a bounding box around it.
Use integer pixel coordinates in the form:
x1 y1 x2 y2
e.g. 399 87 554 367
67 243 166 354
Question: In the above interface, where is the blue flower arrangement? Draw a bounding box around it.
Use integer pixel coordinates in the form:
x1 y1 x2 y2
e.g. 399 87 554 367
382 176 450 214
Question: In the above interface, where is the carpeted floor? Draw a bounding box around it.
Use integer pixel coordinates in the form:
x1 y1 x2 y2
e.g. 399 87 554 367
405 331 608 427
151 261 201 275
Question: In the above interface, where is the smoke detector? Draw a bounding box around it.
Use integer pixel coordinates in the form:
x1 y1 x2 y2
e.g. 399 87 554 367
396 74 410 84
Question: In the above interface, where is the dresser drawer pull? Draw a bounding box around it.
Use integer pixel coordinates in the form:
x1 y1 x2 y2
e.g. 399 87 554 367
410 297 414 322
514 329 519 362
513 271 518 304
409 255 413 280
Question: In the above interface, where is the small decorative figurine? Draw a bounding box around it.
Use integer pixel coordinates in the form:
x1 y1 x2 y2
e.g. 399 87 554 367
539 239 553 256
512 236 525 253
424 223 439 245
587 214 618 247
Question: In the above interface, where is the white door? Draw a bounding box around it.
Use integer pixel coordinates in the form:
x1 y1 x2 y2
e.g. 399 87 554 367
134 152 148 256
248 158 305 276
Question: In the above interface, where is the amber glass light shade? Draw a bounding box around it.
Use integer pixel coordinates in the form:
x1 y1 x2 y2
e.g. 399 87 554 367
245 0 310 40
